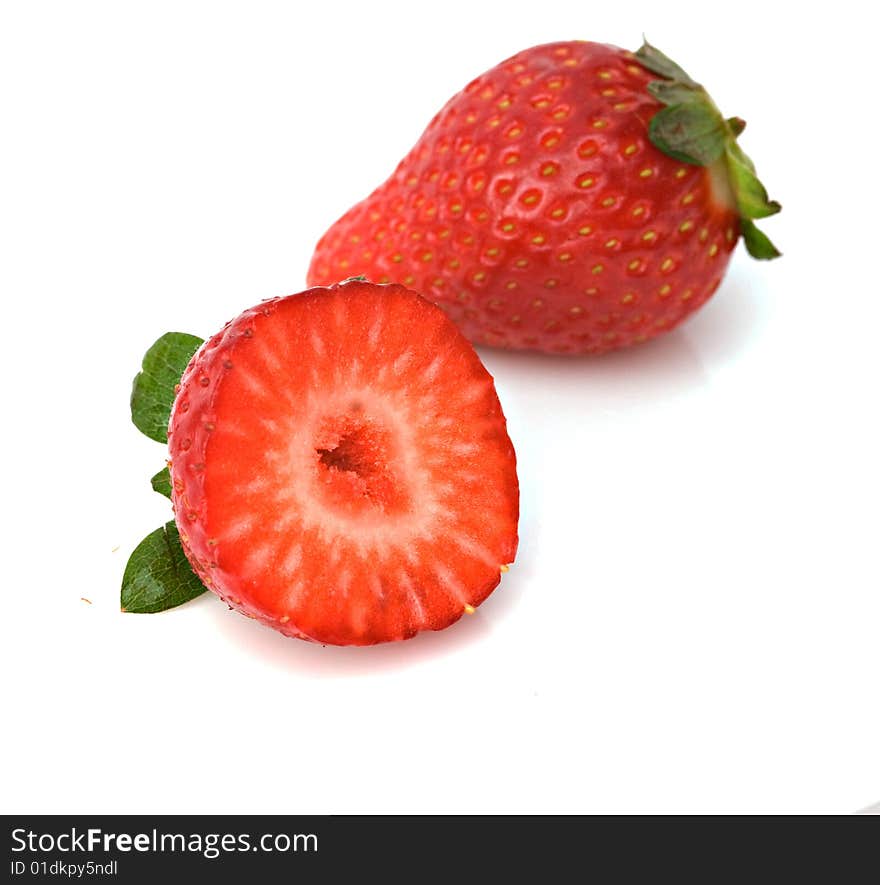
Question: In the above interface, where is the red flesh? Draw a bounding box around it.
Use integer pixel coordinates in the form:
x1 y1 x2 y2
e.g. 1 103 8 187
169 281 519 646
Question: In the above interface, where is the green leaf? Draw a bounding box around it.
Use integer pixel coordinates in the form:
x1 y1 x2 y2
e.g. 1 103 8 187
636 39 781 261
647 79 702 106
635 39 696 85
649 104 727 166
121 521 207 613
725 143 782 219
131 332 203 443
151 466 172 498
740 219 782 260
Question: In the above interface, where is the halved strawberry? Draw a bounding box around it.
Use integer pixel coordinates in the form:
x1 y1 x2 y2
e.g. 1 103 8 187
169 280 519 646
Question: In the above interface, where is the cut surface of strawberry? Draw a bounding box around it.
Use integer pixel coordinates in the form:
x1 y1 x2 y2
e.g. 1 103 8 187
169 280 519 646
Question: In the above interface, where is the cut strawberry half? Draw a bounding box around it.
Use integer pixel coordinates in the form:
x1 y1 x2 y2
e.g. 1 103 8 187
169 280 519 646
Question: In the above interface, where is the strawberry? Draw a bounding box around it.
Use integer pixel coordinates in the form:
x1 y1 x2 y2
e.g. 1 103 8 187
308 40 780 354
168 279 519 646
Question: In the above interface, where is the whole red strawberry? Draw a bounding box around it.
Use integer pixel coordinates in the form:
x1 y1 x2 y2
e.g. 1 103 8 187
169 280 518 646
308 40 780 354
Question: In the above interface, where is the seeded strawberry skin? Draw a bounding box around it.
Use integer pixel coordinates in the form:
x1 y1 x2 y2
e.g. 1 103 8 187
168 281 519 646
308 41 741 354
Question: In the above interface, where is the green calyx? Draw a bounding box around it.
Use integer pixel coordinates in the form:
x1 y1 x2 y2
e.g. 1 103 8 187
125 331 208 614
635 40 781 259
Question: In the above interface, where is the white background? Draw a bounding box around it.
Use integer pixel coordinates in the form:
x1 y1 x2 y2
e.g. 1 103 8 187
2 0 878 814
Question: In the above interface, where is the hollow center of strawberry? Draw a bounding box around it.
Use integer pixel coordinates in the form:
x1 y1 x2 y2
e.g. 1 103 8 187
313 412 406 516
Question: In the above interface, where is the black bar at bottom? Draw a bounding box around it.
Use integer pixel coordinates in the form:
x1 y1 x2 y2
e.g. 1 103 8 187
3 814 877 882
